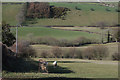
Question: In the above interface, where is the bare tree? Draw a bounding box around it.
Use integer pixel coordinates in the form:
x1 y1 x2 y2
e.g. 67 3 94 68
113 27 120 42
97 22 108 43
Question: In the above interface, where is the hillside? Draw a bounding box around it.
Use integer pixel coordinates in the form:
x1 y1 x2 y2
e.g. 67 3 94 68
2 2 118 26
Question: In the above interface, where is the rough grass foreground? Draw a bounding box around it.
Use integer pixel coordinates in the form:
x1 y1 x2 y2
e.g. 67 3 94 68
3 58 118 78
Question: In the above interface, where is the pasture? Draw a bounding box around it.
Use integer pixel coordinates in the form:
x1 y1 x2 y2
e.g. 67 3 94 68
2 2 118 26
10 26 101 41
2 58 118 78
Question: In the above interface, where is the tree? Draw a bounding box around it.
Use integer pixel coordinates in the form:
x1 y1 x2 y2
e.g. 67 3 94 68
113 28 120 42
107 30 110 43
97 22 108 43
2 22 16 47
26 2 50 18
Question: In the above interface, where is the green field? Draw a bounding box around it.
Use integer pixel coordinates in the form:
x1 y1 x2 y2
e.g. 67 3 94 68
3 58 118 78
2 2 118 26
11 27 101 41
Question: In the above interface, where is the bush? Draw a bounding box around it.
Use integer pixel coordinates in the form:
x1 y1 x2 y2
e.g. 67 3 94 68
115 9 120 12
68 48 76 58
90 8 95 11
35 37 59 46
83 45 108 60
112 53 120 61
58 39 69 47
106 8 111 11
40 50 48 58
75 49 83 59
52 47 62 58
27 36 94 47
10 40 36 58
112 28 120 42
50 6 70 18
73 37 92 46
75 6 81 10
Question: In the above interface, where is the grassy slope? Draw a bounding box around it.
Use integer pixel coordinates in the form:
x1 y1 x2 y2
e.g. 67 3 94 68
27 2 118 26
2 4 23 25
11 27 101 40
3 58 118 78
2 2 118 26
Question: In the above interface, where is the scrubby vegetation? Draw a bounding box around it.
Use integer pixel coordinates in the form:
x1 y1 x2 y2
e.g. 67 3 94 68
32 45 109 60
31 36 94 47
10 41 36 58
112 52 119 61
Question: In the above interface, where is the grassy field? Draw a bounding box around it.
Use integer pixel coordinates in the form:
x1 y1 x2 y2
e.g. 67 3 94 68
11 26 101 41
2 2 118 26
3 58 118 78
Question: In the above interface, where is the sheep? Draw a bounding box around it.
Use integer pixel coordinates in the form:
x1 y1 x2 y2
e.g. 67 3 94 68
53 61 57 67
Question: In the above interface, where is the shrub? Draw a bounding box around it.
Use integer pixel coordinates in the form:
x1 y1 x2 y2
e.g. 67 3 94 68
50 6 70 18
75 6 81 10
58 39 69 47
35 37 59 46
115 9 120 12
73 37 92 46
90 8 95 11
75 49 83 59
112 28 120 42
83 45 108 60
29 37 95 47
52 47 62 58
68 48 76 58
112 53 120 61
106 8 111 11
10 40 36 58
40 50 48 58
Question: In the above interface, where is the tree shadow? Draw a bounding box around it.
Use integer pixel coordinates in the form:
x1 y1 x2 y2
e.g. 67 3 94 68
3 58 74 74
3 58 39 73
48 65 74 74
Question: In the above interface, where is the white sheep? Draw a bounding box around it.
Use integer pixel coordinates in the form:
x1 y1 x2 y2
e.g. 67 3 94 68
53 61 57 67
